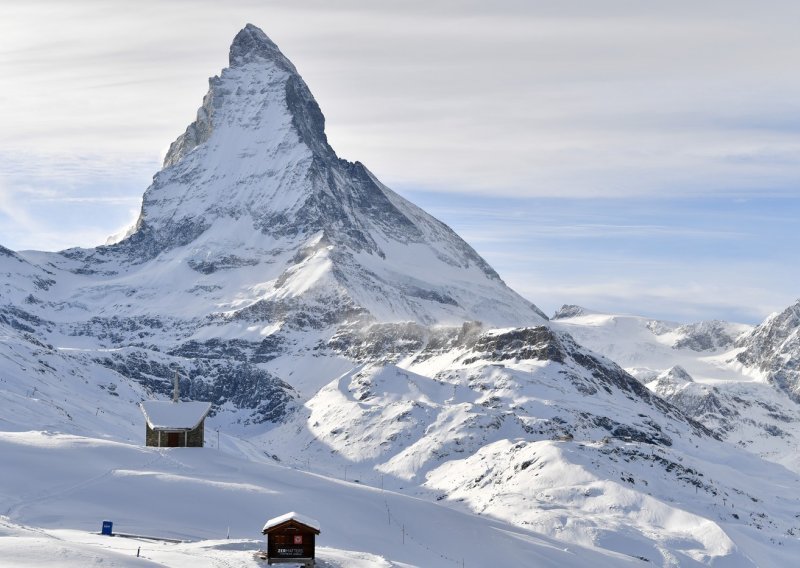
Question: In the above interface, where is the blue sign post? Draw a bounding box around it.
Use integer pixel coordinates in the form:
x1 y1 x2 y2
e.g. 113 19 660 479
101 520 113 536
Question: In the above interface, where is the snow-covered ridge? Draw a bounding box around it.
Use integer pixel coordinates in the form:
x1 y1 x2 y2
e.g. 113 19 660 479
552 303 800 475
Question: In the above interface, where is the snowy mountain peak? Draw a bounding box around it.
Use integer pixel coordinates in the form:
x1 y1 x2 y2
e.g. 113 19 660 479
653 365 694 388
229 23 296 71
162 23 329 170
70 24 548 328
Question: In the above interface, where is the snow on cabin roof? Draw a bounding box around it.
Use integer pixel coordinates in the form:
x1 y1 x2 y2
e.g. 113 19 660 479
263 511 321 533
140 400 211 430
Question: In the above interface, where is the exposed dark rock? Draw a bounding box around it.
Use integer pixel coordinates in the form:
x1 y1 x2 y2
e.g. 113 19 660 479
169 335 287 364
737 301 800 401
33 277 56 290
0 244 17 258
69 315 168 346
329 322 430 361
0 306 51 334
187 255 259 274
226 295 371 331
589 415 672 446
98 349 296 424
552 305 588 320
468 327 566 364
673 320 739 352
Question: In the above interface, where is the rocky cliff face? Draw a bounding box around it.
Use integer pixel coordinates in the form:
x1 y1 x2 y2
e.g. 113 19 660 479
672 320 746 352
736 300 800 399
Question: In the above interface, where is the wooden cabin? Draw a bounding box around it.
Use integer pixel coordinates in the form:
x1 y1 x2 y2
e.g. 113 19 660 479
140 400 211 447
262 512 320 567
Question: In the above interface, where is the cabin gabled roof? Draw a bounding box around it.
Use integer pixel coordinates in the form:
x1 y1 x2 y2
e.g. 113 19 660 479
140 400 211 431
262 511 321 534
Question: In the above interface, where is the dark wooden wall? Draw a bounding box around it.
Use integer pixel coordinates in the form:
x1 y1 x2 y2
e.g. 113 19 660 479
145 420 205 447
267 529 315 559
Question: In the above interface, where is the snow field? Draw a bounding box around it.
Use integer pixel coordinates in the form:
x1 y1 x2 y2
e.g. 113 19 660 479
0 431 639 567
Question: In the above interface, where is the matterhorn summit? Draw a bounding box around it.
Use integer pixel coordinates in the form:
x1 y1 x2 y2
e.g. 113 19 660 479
82 23 546 329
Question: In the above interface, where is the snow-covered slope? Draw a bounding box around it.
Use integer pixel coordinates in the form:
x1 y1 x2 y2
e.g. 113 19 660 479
552 304 800 474
550 306 751 373
0 432 640 568
253 322 800 566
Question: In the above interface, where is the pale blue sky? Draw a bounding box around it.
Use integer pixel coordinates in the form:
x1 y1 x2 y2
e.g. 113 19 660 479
404 190 800 323
1 1 798 323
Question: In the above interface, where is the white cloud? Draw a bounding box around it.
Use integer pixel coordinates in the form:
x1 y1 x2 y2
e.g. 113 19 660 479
509 275 795 325
0 152 150 251
0 182 41 238
3 1 800 197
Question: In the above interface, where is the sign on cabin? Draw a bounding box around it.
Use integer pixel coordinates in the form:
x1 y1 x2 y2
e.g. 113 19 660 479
261 512 320 567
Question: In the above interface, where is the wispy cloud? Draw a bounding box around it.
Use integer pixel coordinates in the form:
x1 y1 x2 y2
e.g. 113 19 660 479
0 182 41 236
26 195 142 205
1 1 798 322
459 223 745 243
3 1 800 197
514 278 790 325
0 152 148 251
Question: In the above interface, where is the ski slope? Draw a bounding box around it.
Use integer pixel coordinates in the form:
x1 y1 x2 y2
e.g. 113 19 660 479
0 431 639 567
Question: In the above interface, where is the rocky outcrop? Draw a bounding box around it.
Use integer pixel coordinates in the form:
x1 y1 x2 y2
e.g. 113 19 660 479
736 300 800 400
673 320 744 352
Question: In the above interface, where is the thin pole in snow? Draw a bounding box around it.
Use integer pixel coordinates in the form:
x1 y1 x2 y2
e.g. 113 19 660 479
173 369 180 402
136 547 140 557
402 524 405 545
227 526 230 539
